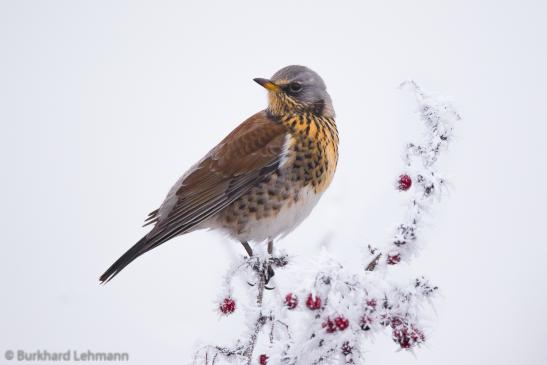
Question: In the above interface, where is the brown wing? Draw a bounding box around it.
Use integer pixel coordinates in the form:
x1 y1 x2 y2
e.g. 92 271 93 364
144 110 287 246
100 111 287 283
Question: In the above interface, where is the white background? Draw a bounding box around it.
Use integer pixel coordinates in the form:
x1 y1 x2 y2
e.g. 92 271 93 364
1 1 546 364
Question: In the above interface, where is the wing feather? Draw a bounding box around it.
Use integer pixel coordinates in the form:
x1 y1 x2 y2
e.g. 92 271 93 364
144 111 287 246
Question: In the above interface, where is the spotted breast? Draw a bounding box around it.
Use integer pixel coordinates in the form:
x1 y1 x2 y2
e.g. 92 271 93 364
214 111 338 242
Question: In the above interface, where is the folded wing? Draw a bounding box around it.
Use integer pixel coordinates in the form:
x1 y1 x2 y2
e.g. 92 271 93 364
100 111 287 283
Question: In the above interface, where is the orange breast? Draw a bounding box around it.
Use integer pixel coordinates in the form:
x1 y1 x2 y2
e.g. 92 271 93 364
281 113 339 194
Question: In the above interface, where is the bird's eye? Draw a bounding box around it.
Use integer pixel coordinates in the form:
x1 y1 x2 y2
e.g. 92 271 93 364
288 82 303 93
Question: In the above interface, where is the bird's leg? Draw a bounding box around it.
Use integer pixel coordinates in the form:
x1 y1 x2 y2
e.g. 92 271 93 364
241 241 253 257
241 241 257 287
264 240 275 288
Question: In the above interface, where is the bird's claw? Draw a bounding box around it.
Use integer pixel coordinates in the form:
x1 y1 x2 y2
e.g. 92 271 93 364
263 263 275 286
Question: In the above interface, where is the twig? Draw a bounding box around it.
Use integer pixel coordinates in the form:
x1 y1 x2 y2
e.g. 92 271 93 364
365 253 382 271
242 261 267 364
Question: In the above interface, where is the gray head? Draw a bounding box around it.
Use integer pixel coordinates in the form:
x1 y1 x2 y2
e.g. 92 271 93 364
254 65 335 118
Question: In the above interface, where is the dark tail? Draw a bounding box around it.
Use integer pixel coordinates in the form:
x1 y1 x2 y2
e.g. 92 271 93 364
100 235 156 284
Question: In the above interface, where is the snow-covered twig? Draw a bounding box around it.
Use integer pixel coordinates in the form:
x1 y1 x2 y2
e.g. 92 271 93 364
365 80 460 271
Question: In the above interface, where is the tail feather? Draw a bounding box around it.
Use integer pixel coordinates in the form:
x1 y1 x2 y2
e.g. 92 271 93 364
99 235 155 284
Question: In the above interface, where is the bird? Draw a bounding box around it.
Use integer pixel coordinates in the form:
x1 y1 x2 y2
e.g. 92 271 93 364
99 65 339 284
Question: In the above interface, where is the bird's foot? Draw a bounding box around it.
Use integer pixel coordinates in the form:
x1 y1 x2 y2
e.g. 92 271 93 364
244 252 288 289
247 261 276 288
246 267 274 288
264 263 275 289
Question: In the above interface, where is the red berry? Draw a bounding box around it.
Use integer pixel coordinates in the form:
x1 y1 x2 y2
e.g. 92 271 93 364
366 298 377 309
334 316 349 331
341 341 352 356
397 174 412 191
322 318 337 333
284 293 298 309
305 294 321 310
387 253 401 265
259 354 268 365
219 297 236 315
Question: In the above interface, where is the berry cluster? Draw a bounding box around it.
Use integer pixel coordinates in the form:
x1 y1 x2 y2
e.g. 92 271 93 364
322 316 349 333
390 317 425 349
305 294 322 310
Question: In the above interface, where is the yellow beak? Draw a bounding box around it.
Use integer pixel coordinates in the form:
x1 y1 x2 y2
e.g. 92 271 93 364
253 78 280 92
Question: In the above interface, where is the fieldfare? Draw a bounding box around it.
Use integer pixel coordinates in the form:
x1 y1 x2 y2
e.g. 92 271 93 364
100 65 339 284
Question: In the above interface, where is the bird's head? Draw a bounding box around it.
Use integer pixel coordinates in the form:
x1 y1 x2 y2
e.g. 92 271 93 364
254 65 334 118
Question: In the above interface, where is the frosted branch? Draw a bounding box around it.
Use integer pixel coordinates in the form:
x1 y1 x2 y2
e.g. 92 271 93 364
192 81 460 364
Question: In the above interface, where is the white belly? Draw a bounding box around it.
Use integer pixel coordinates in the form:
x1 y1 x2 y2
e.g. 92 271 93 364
221 185 322 243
